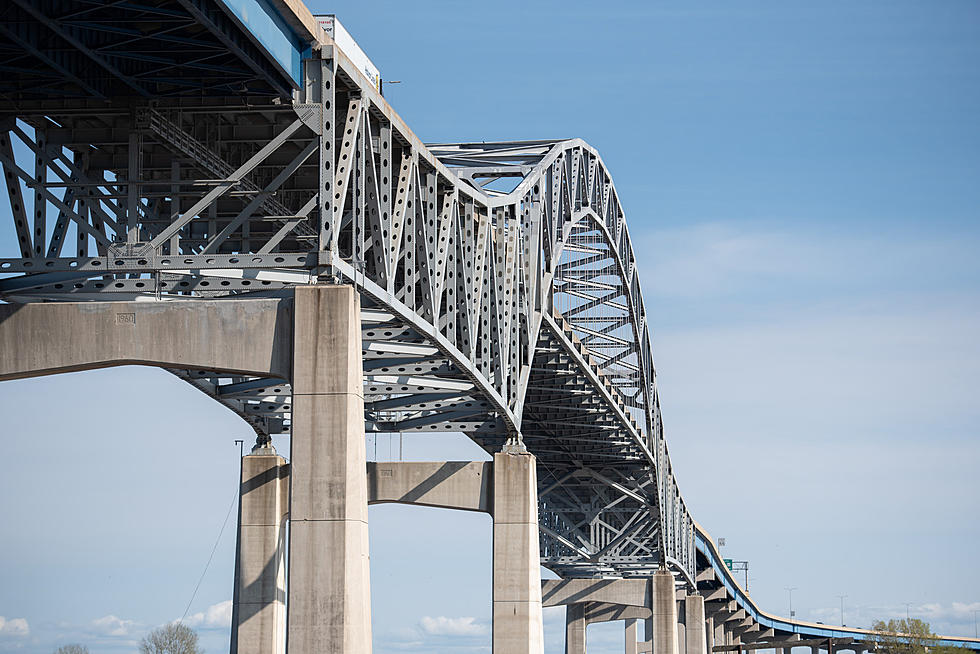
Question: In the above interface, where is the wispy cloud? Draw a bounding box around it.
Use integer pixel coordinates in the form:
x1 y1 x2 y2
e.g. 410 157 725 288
419 615 488 636
808 602 980 637
0 616 29 637
637 221 979 305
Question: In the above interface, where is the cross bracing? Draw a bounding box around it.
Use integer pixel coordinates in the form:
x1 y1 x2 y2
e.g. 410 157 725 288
0 0 695 584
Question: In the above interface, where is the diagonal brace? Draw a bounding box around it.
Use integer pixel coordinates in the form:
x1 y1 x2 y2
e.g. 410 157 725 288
150 118 304 249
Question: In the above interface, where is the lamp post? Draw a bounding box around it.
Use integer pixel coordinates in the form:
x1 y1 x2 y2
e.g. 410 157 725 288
837 595 847 626
786 587 798 619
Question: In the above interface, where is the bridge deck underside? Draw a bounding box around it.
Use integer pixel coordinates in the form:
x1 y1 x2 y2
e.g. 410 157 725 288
0 0 293 101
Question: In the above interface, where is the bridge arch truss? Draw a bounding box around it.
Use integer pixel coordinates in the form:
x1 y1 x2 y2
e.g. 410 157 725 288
0 32 695 582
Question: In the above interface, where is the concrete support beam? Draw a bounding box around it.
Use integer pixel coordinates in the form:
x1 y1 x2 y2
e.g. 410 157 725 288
232 450 289 654
565 604 586 654
287 286 371 654
685 595 707 654
366 460 491 512
713 636 844 653
696 568 716 583
626 618 639 654
705 616 715 654
653 570 679 654
725 609 747 624
702 587 729 602
0 298 292 381
542 578 651 608
586 603 652 623
492 451 544 654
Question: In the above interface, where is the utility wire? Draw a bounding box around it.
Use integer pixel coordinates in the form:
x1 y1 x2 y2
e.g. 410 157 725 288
180 484 239 622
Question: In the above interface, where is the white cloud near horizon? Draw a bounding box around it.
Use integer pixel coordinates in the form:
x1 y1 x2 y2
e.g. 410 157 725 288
91 615 136 638
0 616 29 637
419 615 488 636
179 600 233 629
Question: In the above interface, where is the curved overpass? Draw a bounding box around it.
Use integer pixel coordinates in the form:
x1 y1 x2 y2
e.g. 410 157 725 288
0 1 975 651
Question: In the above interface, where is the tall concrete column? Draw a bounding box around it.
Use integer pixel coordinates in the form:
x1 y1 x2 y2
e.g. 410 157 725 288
287 285 371 654
566 604 586 654
492 450 544 654
726 624 740 647
677 603 686 654
232 446 289 654
713 617 726 648
652 569 679 654
704 616 714 654
626 618 639 654
684 596 707 654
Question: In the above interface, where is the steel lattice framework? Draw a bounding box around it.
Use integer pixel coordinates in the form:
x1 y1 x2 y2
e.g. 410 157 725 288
0 0 696 582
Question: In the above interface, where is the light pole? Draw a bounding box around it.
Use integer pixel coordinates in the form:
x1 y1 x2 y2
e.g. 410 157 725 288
973 609 977 639
786 587 798 619
837 595 847 626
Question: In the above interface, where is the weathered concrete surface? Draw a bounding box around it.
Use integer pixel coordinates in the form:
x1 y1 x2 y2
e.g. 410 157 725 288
565 604 586 654
585 603 651 624
287 286 371 654
366 461 492 512
492 452 544 654
713 617 727 648
627 618 639 654
685 595 707 654
653 570 679 654
232 452 289 654
542 578 651 608
0 298 292 381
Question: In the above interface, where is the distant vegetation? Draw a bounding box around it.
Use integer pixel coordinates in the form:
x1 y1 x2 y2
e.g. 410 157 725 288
54 646 89 654
869 618 968 654
139 623 202 654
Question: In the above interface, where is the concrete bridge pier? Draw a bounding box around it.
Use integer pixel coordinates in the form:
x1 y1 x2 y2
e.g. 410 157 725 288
231 445 289 654
566 604 587 654
654 569 680 654
713 618 727 648
493 449 545 654
684 595 707 654
625 618 639 654
287 285 372 654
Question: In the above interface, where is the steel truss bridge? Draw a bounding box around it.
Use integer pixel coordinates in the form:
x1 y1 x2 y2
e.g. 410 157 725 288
0 1 976 652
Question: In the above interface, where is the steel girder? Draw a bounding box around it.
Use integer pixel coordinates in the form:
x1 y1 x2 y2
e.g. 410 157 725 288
0 31 696 582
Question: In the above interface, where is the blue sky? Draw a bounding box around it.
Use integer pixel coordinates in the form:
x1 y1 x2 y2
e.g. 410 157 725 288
1 1 979 652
